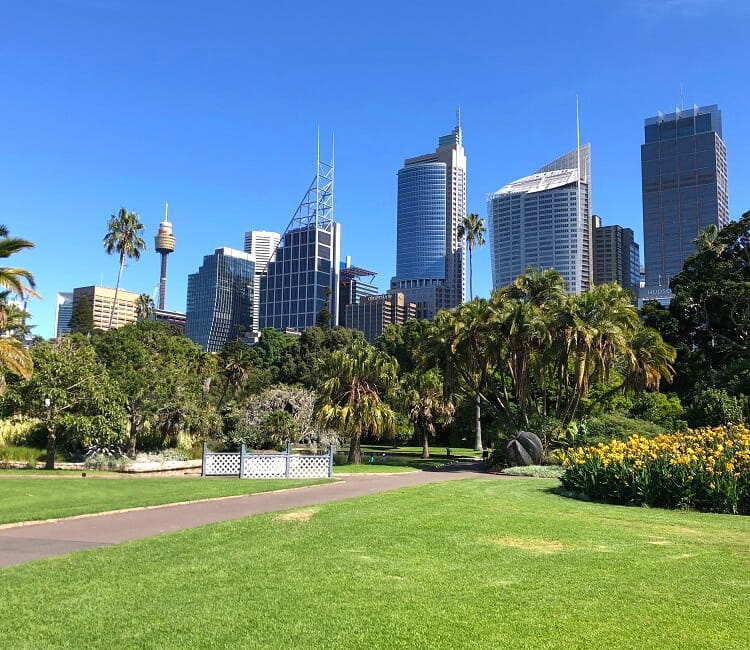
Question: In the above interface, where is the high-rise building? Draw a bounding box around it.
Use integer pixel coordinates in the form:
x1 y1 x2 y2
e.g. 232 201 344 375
54 292 74 337
488 145 592 294
338 260 379 325
243 230 281 331
150 308 186 332
641 104 729 290
185 247 255 352
72 285 140 331
154 204 176 311
259 150 341 331
344 292 417 344
390 118 466 320
592 215 640 296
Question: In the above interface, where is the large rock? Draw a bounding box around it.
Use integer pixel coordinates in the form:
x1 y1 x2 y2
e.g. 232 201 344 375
505 431 543 466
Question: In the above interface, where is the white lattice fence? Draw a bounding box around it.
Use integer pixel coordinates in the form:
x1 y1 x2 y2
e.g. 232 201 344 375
201 443 334 479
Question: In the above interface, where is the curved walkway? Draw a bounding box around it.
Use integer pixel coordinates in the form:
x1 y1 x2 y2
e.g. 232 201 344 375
0 462 498 568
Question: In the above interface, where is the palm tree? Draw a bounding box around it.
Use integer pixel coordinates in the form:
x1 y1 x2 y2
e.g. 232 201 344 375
457 213 486 301
403 369 455 459
103 208 146 329
135 293 155 321
0 225 38 300
316 340 399 464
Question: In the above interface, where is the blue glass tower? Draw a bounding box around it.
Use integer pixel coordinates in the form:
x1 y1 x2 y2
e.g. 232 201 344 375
185 247 255 352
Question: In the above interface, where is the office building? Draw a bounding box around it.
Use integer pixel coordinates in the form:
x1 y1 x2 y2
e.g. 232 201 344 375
390 118 466 320
344 292 417 344
150 308 186 332
339 260 379 324
185 247 255 352
259 151 341 331
593 215 640 296
72 285 140 331
641 104 729 291
243 230 281 331
54 292 74 337
488 144 592 294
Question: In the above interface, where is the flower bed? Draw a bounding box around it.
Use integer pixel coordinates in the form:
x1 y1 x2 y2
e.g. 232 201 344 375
561 425 750 514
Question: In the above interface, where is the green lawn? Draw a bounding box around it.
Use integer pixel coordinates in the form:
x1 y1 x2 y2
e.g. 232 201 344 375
0 476 333 525
335 456 448 473
2 479 749 648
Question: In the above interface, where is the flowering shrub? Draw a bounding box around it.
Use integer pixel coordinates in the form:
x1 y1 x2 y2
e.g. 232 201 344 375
561 425 750 515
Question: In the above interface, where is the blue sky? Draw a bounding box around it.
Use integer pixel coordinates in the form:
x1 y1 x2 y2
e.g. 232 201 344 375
2 0 749 338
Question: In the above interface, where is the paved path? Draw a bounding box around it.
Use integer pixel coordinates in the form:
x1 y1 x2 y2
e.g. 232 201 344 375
0 462 498 568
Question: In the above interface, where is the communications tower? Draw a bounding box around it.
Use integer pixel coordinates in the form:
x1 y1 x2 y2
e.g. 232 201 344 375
154 203 176 310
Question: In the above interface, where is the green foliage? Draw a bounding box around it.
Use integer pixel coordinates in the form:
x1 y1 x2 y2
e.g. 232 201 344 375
581 413 665 445
68 295 94 335
0 416 40 446
629 392 687 432
502 464 565 478
685 387 746 428
0 445 44 464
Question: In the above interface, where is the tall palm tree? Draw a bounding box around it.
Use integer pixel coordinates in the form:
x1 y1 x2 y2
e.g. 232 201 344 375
316 340 399 464
457 213 486 301
135 293 155 321
403 369 455 459
0 225 38 300
103 208 146 329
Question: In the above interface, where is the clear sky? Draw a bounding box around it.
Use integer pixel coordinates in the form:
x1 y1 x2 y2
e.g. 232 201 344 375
3 0 749 338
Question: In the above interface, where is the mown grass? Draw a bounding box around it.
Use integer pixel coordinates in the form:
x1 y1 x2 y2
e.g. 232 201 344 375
335 456 449 473
0 477 333 525
1 479 749 648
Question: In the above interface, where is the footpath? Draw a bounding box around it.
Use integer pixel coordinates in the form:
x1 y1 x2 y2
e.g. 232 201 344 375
0 462 498 568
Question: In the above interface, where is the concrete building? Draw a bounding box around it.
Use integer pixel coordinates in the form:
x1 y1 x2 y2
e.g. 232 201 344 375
488 145 592 294
592 215 640 296
54 292 74 337
185 247 255 352
343 292 417 344
390 117 466 319
641 104 729 294
150 308 186 332
243 230 281 331
72 285 140 331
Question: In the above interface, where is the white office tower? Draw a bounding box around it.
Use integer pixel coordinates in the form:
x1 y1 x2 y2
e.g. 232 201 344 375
55 292 74 337
243 230 281 331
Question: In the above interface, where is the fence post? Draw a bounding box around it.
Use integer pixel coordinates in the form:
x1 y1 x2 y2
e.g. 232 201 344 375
285 441 291 478
328 444 334 477
240 443 246 479
201 441 207 477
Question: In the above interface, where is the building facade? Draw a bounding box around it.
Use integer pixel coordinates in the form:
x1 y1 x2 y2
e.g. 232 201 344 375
185 247 255 352
243 230 281 331
150 308 186 332
344 292 417 344
592 215 640 296
390 120 466 320
488 145 592 294
54 292 74 337
641 104 729 290
72 285 140 331
338 262 379 325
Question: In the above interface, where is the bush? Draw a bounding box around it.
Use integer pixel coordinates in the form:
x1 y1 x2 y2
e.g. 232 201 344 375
686 388 746 428
0 445 45 465
629 393 687 432
582 413 664 445
561 425 750 515
502 465 564 478
0 417 41 447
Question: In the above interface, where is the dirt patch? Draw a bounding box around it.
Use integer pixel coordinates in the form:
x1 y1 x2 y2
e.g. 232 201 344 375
489 536 565 554
647 539 671 545
274 508 318 523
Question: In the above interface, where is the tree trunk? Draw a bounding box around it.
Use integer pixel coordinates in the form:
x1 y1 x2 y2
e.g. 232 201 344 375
347 432 361 464
128 417 140 458
469 249 474 301
108 253 125 330
45 424 57 470
421 427 430 459
474 393 483 451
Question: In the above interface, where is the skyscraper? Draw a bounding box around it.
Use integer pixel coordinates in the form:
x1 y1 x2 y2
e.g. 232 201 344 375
344 292 417 344
592 215 640 296
390 118 466 320
72 285 140 331
641 104 729 289
488 145 592 294
243 230 281 331
54 292 74 337
259 148 341 331
185 247 255 352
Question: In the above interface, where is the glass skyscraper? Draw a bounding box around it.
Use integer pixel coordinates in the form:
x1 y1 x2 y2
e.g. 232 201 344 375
592 215 640 297
641 104 728 289
488 145 592 294
185 247 255 352
391 119 466 320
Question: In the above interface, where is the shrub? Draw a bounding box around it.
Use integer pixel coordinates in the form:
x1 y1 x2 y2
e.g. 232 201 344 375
0 445 45 465
582 413 664 445
629 393 687 432
502 465 564 478
561 425 750 515
686 388 745 428
0 417 41 447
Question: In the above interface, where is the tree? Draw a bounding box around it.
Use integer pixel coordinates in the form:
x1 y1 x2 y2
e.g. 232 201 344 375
135 293 155 321
217 340 258 408
103 208 146 329
403 369 455 458
457 213 486 301
0 225 38 304
316 340 399 463
68 295 94 335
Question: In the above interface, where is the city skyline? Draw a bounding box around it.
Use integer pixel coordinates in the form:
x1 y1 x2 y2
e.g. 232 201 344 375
4 1 749 338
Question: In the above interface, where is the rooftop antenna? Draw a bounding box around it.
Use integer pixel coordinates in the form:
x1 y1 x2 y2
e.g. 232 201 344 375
456 105 461 129
165 202 169 221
